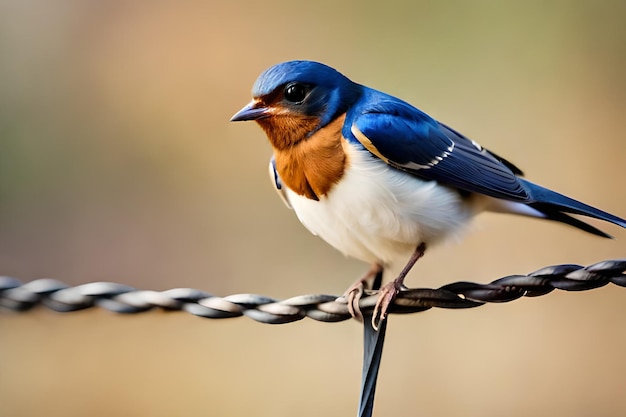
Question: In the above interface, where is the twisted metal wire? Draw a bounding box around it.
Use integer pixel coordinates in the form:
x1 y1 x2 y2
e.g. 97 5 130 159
1 259 625 324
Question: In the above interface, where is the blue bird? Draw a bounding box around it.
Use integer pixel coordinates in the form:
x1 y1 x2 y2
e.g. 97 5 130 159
231 60 626 328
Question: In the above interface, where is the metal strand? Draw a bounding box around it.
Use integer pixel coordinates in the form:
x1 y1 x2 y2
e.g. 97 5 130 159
1 259 624 324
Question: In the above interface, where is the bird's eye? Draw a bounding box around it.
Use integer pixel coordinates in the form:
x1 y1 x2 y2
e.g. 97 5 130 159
283 83 308 103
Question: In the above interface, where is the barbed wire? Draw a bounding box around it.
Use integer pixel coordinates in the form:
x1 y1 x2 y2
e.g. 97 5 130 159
1 259 625 324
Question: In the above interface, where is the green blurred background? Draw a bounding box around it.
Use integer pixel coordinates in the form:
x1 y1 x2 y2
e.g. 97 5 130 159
1 1 626 416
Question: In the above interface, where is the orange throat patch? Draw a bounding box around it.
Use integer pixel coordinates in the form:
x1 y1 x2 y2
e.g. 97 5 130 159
271 114 348 201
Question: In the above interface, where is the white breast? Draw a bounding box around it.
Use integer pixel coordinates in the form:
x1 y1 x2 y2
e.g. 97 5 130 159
279 145 480 271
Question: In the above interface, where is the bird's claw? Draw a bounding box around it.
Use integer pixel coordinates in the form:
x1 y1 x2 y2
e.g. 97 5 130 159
336 281 365 322
337 264 382 322
371 281 404 330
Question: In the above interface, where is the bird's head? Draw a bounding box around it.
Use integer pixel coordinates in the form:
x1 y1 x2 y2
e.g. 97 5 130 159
231 60 361 150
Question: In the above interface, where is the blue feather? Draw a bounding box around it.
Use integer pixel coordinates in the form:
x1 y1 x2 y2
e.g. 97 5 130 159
348 88 530 201
520 178 626 234
234 60 626 238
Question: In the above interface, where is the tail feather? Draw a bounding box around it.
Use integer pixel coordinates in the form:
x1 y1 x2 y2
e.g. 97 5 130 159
519 178 626 237
528 204 613 238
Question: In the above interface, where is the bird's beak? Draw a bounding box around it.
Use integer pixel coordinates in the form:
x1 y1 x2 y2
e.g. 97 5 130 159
230 100 271 122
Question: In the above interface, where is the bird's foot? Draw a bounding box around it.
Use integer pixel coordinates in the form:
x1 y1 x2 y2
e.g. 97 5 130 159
370 242 426 330
336 263 383 322
371 279 406 331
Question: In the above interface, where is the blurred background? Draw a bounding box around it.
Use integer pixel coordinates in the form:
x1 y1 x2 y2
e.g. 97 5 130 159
1 1 625 416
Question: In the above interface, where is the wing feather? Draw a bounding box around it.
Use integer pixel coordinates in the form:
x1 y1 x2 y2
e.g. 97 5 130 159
350 93 529 201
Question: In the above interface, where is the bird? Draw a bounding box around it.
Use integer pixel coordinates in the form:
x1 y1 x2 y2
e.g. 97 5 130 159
230 60 626 329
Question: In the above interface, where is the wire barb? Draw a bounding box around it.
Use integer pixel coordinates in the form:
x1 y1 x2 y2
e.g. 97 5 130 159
1 259 625 324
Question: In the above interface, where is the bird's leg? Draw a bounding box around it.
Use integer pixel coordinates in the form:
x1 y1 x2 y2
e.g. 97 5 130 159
337 263 383 322
372 242 426 330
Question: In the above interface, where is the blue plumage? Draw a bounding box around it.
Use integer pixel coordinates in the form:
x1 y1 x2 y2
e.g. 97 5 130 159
344 85 625 236
348 91 530 201
232 60 625 327
240 60 625 237
344 84 625 236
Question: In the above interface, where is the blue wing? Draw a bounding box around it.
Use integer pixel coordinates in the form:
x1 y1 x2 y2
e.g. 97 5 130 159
348 91 530 202
346 89 626 236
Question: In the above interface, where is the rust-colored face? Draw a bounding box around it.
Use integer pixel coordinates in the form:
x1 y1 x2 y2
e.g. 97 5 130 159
231 63 360 200
232 96 348 201
231 84 322 151
271 114 348 200
255 109 321 151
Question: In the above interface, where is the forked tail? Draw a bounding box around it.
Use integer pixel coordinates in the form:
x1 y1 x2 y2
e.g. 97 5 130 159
519 178 626 238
